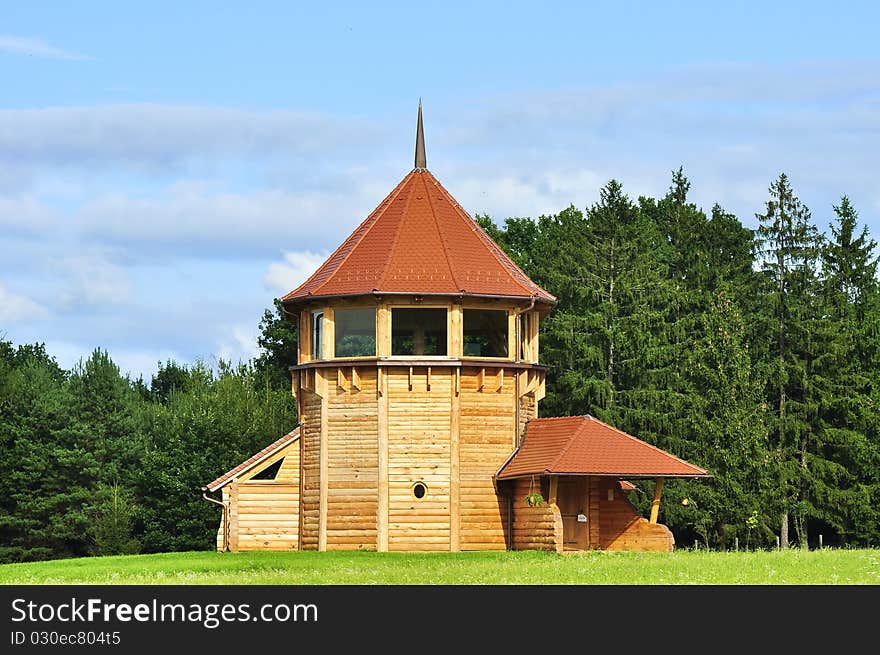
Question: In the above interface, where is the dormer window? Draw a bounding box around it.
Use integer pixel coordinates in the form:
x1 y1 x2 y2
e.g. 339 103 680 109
392 308 447 356
312 311 324 360
463 309 508 358
334 308 376 357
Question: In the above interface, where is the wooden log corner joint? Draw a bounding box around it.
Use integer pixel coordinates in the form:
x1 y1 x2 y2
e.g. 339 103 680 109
203 104 709 554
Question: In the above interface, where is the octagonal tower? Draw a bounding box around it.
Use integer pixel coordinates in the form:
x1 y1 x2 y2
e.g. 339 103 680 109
283 104 554 551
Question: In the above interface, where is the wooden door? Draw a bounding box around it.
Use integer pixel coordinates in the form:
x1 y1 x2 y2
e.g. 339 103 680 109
557 477 588 550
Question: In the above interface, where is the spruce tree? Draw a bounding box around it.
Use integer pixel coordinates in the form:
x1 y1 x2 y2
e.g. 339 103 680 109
755 173 821 548
817 197 880 543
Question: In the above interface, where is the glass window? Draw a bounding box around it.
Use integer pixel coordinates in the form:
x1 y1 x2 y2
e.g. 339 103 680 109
312 311 323 360
334 308 376 357
392 308 448 356
250 458 283 481
463 309 509 358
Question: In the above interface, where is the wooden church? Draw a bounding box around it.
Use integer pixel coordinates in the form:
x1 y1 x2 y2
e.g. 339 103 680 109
204 105 707 553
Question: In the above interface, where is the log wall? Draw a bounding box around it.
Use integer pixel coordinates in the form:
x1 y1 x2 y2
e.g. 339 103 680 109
510 479 562 552
387 367 452 551
299 389 322 550
597 478 674 552
458 366 516 550
327 367 379 550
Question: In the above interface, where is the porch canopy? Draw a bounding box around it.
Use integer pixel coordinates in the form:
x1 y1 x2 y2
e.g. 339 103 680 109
496 415 708 523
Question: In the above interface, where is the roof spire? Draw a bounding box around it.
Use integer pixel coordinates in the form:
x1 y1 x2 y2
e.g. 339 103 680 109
414 99 426 170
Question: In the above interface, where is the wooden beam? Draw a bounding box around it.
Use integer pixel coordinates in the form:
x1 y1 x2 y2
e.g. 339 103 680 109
300 310 311 363
450 368 460 552
650 477 664 524
498 367 504 391
507 311 516 361
450 303 462 358
322 308 334 360
426 366 431 391
228 481 239 552
377 365 389 552
318 371 329 550
351 366 360 391
454 367 460 396
337 367 347 391
549 476 558 506
408 366 413 391
478 367 485 391
377 304 390 357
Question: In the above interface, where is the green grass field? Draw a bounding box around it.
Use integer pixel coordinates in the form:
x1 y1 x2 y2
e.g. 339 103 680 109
0 549 877 585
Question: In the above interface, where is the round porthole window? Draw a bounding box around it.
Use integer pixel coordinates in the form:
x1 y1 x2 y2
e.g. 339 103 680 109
412 482 427 499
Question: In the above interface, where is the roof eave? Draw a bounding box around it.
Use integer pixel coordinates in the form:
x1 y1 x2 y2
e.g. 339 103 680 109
282 290 556 308
496 471 711 481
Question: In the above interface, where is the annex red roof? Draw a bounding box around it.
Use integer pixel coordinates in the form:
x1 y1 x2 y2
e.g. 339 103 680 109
282 169 555 304
205 427 300 492
496 416 708 479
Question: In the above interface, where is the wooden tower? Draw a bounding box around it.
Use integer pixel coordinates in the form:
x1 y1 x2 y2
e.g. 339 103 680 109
281 104 555 551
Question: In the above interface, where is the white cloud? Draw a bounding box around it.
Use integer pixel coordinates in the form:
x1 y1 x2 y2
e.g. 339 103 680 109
264 250 328 296
0 35 90 60
56 251 132 309
0 281 48 322
44 340 183 381
217 324 260 366
0 193 55 234
0 104 383 167
74 185 369 257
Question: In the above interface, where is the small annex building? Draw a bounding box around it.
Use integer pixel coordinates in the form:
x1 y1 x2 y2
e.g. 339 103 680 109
205 104 708 553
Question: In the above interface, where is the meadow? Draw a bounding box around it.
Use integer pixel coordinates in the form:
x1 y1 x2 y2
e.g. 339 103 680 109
0 549 877 585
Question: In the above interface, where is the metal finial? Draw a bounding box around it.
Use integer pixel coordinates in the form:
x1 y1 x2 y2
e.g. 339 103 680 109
414 99 426 170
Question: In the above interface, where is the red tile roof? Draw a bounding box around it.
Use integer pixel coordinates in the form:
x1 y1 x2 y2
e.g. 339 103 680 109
282 170 555 304
205 427 300 492
496 416 708 479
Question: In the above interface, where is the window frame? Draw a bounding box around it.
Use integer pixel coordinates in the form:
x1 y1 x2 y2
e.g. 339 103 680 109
461 307 512 360
389 305 451 358
332 307 378 359
311 311 324 361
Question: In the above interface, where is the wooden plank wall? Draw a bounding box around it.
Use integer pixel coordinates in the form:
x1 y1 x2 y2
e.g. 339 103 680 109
510 479 563 552
234 482 299 550
326 367 379 550
299 389 322 550
458 366 515 550
215 438 301 551
597 478 674 552
387 367 452 551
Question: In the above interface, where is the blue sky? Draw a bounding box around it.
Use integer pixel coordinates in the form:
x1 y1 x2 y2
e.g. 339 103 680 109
1 1 879 380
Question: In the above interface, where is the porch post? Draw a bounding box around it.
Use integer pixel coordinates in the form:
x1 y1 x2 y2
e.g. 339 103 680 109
549 475 558 505
649 477 663 524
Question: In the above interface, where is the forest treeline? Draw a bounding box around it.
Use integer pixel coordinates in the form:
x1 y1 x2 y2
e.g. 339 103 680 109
1 169 878 562
0 315 297 563
478 170 879 550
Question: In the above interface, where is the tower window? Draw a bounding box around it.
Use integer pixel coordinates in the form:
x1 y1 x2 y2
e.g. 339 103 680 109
312 311 324 360
335 308 376 357
463 309 508 358
411 482 428 499
392 308 448 355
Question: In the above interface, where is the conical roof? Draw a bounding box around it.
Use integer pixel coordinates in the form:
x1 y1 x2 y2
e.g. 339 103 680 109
282 168 555 304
